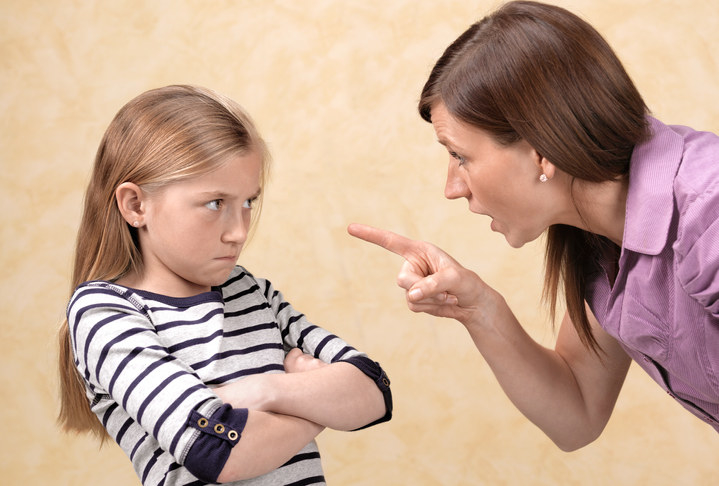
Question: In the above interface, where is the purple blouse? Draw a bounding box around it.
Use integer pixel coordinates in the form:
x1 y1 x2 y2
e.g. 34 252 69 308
585 117 719 431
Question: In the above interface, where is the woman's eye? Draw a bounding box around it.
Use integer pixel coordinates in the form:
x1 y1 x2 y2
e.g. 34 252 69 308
449 151 466 165
242 197 256 210
205 199 223 211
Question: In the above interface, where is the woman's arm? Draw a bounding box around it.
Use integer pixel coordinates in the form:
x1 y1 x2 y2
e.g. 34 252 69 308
465 298 631 450
348 223 631 450
214 348 387 431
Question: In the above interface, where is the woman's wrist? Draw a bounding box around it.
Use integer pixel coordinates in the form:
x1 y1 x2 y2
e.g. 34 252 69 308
460 286 507 334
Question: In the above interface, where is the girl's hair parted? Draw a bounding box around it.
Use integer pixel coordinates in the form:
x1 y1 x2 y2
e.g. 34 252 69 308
58 85 270 438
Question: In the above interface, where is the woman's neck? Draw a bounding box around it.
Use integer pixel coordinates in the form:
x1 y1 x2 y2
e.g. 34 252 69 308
569 177 628 247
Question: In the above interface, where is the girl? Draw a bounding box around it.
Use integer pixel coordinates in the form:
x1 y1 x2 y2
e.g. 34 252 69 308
59 85 392 485
349 0 719 450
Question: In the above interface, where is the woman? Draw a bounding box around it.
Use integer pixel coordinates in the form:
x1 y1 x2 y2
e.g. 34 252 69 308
349 0 719 451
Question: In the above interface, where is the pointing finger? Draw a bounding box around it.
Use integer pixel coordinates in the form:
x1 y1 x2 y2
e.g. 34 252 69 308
347 223 418 258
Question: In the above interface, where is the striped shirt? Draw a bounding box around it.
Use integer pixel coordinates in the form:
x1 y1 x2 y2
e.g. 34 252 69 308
67 266 391 485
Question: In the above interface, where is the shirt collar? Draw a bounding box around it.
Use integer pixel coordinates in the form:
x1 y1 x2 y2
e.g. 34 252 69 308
623 117 684 255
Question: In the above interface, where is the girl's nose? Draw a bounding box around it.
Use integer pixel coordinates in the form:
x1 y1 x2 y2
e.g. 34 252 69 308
444 161 469 200
221 210 250 245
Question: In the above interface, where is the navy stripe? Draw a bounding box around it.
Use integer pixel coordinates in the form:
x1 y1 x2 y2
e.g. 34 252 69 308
101 402 119 429
167 329 223 354
285 476 326 486
222 270 247 288
108 345 163 397
95 326 151 383
79 312 126 381
313 335 335 358
224 301 270 318
121 353 178 411
224 321 278 338
331 346 355 362
205 363 285 386
282 451 321 467
116 417 134 445
153 307 224 331
71 292 137 341
262 279 272 298
153 384 206 454
130 432 148 461
296 324 318 349
141 448 163 484
224 283 260 303
191 343 284 371
278 300 290 312
136 371 186 425
159 462 183 486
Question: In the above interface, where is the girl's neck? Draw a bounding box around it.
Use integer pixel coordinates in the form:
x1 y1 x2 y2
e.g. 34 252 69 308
115 271 210 298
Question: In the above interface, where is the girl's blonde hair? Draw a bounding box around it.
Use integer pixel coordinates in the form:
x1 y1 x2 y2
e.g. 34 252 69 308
58 85 270 438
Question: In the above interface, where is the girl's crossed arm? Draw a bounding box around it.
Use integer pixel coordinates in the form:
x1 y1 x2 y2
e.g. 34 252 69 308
214 348 388 431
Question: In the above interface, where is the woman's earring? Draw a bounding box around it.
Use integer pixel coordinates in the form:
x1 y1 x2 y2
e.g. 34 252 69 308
132 221 140 227
539 174 548 183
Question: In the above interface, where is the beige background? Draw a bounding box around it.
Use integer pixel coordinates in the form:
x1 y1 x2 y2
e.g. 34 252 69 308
2 0 718 484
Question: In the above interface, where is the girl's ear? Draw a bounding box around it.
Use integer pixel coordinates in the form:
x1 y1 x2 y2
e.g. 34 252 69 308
115 182 146 228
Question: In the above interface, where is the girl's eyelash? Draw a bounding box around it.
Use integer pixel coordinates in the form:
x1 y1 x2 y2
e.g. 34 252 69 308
206 199 223 210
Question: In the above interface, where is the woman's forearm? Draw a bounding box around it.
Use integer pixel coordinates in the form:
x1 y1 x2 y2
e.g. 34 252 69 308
462 295 630 450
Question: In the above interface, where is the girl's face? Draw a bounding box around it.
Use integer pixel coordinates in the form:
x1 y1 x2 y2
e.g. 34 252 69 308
431 103 558 248
137 152 262 297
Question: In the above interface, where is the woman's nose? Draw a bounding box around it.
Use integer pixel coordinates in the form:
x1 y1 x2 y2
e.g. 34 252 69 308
444 161 469 200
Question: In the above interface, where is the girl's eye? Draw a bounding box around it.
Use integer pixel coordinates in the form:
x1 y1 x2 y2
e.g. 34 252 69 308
205 199 223 211
242 197 256 210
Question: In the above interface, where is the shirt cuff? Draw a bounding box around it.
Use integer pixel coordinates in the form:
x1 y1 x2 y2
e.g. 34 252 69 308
342 355 393 430
183 404 248 482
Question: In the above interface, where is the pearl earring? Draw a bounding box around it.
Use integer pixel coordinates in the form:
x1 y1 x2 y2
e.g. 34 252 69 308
132 221 140 227
539 174 548 183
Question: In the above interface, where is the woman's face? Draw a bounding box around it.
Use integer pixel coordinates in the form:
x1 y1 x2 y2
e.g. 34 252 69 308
431 103 557 248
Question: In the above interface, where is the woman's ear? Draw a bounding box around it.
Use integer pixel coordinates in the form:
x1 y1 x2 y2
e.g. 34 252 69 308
532 148 557 182
115 182 146 228
539 156 557 180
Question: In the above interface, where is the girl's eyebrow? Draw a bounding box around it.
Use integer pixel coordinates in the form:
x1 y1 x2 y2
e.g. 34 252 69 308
198 188 262 199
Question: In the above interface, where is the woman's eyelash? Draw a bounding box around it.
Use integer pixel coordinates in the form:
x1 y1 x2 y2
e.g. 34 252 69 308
450 151 466 164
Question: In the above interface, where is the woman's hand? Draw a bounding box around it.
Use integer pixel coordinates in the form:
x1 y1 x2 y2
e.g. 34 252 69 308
347 223 500 329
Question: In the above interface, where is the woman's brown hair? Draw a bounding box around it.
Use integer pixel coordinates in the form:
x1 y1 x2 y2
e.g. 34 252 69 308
418 1 649 351
58 85 270 438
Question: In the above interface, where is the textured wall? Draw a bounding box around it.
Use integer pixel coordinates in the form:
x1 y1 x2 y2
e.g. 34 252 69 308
1 0 718 484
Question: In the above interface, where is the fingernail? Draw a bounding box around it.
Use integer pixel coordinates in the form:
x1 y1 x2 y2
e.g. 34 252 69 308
408 288 423 300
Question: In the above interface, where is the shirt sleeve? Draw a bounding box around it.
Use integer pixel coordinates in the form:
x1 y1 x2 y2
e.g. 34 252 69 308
67 283 247 482
255 276 393 427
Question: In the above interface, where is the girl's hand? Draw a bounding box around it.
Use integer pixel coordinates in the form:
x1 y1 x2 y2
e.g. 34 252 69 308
347 223 500 329
284 347 328 373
